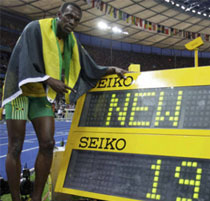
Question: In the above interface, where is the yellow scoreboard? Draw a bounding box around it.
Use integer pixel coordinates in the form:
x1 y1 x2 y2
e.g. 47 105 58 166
55 66 210 201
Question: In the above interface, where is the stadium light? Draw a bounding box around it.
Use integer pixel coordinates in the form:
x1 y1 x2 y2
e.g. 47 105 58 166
97 21 128 35
98 21 110 30
123 31 129 35
112 26 122 34
97 21 129 65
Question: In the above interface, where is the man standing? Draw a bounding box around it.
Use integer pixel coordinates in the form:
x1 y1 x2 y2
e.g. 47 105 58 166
2 2 127 201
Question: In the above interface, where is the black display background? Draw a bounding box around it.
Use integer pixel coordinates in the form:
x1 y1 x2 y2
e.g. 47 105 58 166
79 86 210 129
63 150 210 201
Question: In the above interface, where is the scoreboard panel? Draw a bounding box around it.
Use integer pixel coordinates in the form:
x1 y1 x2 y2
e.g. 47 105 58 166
79 86 210 129
55 66 210 201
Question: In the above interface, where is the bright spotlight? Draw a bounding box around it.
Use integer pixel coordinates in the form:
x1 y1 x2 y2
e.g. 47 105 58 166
112 26 122 34
123 31 129 35
97 21 128 35
98 21 109 30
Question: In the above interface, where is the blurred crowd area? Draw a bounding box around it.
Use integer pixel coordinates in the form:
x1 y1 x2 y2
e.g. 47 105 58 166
53 98 76 119
0 10 210 117
85 45 209 70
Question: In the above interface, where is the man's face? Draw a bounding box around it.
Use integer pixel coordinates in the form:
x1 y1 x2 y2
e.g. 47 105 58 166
58 5 82 34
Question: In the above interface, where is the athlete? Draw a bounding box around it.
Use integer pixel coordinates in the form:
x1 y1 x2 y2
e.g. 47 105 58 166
2 2 127 201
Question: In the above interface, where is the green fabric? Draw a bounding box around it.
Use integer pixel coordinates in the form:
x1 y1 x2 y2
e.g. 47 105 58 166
5 96 53 120
52 18 75 82
5 96 29 120
28 96 54 120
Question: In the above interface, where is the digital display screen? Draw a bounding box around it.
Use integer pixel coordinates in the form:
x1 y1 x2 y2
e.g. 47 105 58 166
79 86 210 129
64 150 210 201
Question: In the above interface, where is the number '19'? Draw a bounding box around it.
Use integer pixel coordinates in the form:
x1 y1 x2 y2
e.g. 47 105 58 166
146 160 202 200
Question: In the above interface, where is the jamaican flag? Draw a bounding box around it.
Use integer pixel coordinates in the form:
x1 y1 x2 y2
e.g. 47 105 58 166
2 18 107 107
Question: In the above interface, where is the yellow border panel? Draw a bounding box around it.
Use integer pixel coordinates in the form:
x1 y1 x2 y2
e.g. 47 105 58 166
92 66 210 92
72 127 210 137
59 188 143 201
64 132 210 159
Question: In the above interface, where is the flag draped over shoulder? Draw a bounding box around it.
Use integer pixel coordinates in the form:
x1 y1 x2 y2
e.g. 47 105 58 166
2 18 107 107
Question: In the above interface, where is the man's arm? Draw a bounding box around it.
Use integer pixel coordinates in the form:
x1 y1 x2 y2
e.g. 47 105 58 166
105 66 128 79
43 67 127 94
44 77 77 94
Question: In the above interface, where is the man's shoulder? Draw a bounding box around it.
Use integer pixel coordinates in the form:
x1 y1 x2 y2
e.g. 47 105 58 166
26 18 53 31
23 20 40 33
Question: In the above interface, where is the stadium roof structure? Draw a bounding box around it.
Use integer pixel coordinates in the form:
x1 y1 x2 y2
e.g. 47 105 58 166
1 0 210 51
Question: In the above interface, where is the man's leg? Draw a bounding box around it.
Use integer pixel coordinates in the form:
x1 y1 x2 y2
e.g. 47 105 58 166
31 116 55 201
6 120 26 201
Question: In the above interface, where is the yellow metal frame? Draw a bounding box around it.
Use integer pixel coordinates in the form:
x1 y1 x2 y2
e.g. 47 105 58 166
55 66 210 201
185 37 204 68
194 48 199 67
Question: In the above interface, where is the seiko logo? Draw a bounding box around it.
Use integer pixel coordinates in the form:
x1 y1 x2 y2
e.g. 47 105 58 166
96 76 134 88
79 137 126 151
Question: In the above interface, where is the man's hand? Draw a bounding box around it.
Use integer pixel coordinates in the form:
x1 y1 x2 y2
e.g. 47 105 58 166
106 66 129 79
44 77 77 94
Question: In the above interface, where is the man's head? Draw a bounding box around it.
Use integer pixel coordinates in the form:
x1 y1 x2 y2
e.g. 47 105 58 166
57 2 82 36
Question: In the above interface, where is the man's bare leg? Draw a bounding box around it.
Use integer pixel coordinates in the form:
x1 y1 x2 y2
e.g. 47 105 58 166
31 116 55 201
6 120 26 201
